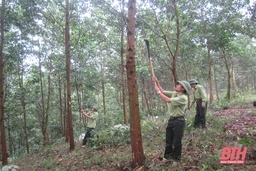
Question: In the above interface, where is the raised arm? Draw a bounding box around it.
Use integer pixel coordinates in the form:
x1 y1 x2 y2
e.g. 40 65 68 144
81 109 92 119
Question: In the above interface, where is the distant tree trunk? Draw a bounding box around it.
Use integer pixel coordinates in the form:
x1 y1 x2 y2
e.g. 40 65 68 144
206 40 214 104
201 9 214 104
0 0 8 165
241 64 245 92
213 64 220 101
38 44 48 146
142 79 151 116
18 63 29 154
100 54 106 116
223 49 231 100
121 0 128 125
231 58 237 96
75 74 83 133
253 71 256 93
126 0 145 167
161 0 180 86
246 74 249 91
58 71 64 135
65 0 74 150
242 76 245 92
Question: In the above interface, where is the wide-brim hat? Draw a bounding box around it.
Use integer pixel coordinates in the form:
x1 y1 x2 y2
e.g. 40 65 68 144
177 81 192 94
189 79 198 85
92 106 98 111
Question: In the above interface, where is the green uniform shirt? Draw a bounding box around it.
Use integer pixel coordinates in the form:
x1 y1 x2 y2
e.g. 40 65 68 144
191 84 207 105
87 111 99 128
163 91 188 117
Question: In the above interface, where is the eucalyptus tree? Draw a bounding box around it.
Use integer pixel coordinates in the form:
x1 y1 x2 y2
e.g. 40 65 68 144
0 0 41 163
126 0 145 167
188 0 216 103
89 0 130 124
30 0 101 146
120 0 128 124
65 0 75 150
0 0 8 165
240 1 256 38
137 0 199 87
231 35 256 92
207 0 250 100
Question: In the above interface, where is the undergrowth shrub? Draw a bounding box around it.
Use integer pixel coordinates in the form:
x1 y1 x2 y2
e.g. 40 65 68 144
210 99 231 110
87 124 130 149
42 157 55 170
88 118 165 151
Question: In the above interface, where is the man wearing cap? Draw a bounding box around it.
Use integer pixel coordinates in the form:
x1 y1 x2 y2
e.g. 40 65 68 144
81 106 99 147
188 79 207 128
152 76 191 162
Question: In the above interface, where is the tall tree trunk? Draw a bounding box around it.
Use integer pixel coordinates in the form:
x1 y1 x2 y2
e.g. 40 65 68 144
213 64 220 101
38 44 48 146
0 0 8 164
75 74 82 133
157 0 180 87
58 71 64 135
142 79 151 116
126 0 145 167
254 71 256 93
45 61 52 143
121 0 127 125
65 0 74 150
223 50 231 100
100 54 106 116
64 82 69 142
19 63 29 154
201 9 213 104
206 40 213 104
241 64 245 92
172 0 180 84
231 58 237 96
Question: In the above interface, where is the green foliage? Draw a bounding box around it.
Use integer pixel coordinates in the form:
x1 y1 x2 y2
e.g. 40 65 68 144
238 136 253 146
210 99 231 110
42 157 55 170
87 124 130 149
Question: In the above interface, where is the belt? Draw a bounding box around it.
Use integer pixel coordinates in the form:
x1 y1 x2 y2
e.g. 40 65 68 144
169 116 184 121
195 99 201 103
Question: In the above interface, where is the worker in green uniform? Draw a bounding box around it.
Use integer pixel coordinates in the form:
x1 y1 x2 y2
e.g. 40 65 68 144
188 79 207 128
81 106 99 147
152 77 191 161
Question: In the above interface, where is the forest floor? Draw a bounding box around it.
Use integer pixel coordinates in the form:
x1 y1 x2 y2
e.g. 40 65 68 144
7 104 256 171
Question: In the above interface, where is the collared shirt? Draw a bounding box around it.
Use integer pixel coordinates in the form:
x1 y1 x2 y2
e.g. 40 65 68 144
163 91 188 117
87 112 99 128
191 84 207 105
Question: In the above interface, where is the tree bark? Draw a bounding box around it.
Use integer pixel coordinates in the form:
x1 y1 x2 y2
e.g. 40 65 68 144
213 64 220 101
0 0 8 164
206 40 214 104
38 43 48 146
58 71 64 135
19 63 29 154
121 0 127 125
201 9 214 104
65 0 74 150
101 54 106 116
223 50 231 100
142 79 151 116
172 0 180 84
231 57 237 96
126 0 145 167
